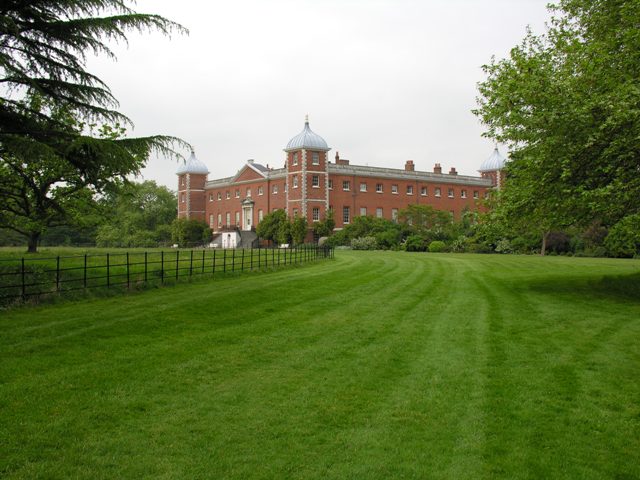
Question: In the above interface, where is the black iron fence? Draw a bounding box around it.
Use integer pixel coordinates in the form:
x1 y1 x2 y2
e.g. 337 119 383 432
0 245 333 306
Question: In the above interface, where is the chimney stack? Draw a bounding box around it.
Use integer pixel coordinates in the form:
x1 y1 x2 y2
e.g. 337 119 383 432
405 160 415 171
449 167 458 175
335 151 349 165
433 163 442 174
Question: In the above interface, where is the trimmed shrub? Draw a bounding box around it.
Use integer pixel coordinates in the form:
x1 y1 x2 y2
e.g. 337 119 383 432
428 240 446 253
405 235 427 252
605 214 640 258
351 236 377 250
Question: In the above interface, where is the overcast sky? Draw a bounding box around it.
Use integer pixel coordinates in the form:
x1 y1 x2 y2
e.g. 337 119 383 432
88 0 552 190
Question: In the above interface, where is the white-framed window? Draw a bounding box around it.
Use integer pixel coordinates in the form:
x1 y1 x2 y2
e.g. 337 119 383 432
235 211 240 225
312 207 320 221
180 177 185 187
235 189 240 198
435 187 441 197
360 207 367 216
293 176 298 188
246 188 251 197
392 208 399 222
376 183 383 193
209 193 214 202
312 175 320 187
328 179 333 190
473 190 479 199
391 184 398 194
343 206 350 224
226 212 231 225
461 190 467 198
342 180 350 191
217 213 222 226
258 209 263 222
360 183 367 192
272 184 278 194
407 185 413 195
258 186 263 196
180 193 185 203
292 152 298 166
209 214 214 227
448 188 454 198
312 152 319 165
421 186 427 196
217 192 222 200
376 207 383 218
226 191 230 199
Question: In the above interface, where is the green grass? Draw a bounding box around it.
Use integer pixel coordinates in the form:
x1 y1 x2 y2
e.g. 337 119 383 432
1 251 639 479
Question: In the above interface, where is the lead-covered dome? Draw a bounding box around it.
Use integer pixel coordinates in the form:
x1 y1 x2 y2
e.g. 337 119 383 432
284 118 330 152
479 147 507 172
176 150 209 175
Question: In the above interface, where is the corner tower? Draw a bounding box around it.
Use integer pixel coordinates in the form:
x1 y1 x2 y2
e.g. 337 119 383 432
478 147 507 189
283 116 331 225
176 150 209 220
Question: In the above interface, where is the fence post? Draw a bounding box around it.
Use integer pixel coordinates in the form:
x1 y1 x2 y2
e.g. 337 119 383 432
82 254 87 288
21 257 25 299
212 249 216 276
232 249 236 272
106 253 110 288
250 247 253 271
176 250 180 281
144 252 148 283
258 246 260 269
161 251 164 284
241 249 245 272
126 252 130 289
202 249 205 274
223 249 227 273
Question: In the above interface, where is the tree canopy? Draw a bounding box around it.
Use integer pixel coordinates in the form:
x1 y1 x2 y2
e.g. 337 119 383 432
474 0 640 244
0 1 188 251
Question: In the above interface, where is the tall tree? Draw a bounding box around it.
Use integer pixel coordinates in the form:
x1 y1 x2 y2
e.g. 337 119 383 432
474 0 640 241
0 1 188 251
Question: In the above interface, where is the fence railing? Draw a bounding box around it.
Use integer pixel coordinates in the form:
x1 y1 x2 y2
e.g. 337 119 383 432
0 246 333 306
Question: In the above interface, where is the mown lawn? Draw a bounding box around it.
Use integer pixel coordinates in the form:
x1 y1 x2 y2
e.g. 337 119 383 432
1 251 639 479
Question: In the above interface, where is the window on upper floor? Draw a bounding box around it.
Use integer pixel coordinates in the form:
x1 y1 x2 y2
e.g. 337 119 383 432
328 179 333 190
391 184 398 194
312 175 320 187
435 187 441 197
473 190 479 199
272 184 278 194
461 190 467 198
209 193 214 202
258 186 263 196
376 183 383 193
226 191 230 199
258 209 263 222
180 193 185 203
420 186 427 196
246 188 251 197
448 188 454 198
235 189 240 198
293 176 298 188
360 183 367 192
292 152 298 166
217 213 222 226
217 192 222 200
406 185 413 195
313 207 320 221
343 180 350 191
343 206 350 224
312 152 319 165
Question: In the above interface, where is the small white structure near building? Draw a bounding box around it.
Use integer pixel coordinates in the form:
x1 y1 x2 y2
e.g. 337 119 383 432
221 231 240 249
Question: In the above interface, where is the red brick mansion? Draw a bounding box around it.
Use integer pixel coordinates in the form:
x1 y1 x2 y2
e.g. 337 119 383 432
176 118 506 243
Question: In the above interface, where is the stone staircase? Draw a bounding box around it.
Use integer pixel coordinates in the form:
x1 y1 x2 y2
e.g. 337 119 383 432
238 230 258 249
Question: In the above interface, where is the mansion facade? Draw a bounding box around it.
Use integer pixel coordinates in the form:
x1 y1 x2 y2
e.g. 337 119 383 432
176 119 506 240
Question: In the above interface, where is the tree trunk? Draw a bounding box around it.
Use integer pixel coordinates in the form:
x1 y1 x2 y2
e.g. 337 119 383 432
27 231 40 253
541 231 549 256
